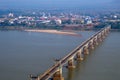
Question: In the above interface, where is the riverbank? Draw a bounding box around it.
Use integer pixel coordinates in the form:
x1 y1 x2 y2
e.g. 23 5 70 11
110 29 120 31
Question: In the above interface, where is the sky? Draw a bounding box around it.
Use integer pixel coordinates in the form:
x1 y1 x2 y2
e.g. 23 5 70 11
0 0 119 9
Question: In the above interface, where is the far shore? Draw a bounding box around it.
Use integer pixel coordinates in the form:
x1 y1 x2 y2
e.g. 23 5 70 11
24 29 82 36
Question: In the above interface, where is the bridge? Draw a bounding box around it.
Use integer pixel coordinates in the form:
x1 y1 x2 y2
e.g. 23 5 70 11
29 26 111 80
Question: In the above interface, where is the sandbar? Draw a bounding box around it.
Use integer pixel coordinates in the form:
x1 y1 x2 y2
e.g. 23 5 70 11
25 29 81 36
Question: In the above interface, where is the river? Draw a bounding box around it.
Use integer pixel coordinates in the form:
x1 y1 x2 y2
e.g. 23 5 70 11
0 30 120 80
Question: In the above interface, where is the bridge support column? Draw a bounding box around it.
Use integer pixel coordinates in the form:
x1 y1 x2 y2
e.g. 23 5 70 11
105 29 110 36
83 46 89 54
76 50 83 61
89 42 94 50
104 30 107 38
100 34 104 41
53 67 64 80
101 33 105 39
104 30 108 37
98 36 102 42
67 58 75 69
94 39 98 46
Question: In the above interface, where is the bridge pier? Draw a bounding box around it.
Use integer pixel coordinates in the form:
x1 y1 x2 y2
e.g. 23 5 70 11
83 46 89 55
104 30 108 37
93 39 98 46
97 35 102 42
76 50 84 61
88 42 94 50
101 32 105 39
67 58 76 69
106 29 110 34
102 30 106 39
53 67 64 80
104 30 107 38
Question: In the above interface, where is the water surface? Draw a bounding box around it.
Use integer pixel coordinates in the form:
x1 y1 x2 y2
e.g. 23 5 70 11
64 31 120 80
0 31 119 80
0 30 95 80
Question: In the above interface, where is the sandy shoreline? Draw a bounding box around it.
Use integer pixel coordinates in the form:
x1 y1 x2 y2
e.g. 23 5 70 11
24 29 81 36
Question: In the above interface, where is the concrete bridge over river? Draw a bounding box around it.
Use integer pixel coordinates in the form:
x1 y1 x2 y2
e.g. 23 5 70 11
29 26 111 80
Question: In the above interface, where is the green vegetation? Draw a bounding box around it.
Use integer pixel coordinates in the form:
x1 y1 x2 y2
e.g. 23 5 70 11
94 22 120 29
108 22 120 29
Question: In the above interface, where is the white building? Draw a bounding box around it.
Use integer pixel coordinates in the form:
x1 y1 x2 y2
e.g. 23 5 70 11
55 19 62 25
8 13 14 17
87 20 92 24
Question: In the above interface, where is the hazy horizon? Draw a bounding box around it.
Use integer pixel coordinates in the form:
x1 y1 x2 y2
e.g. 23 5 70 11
0 0 120 10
